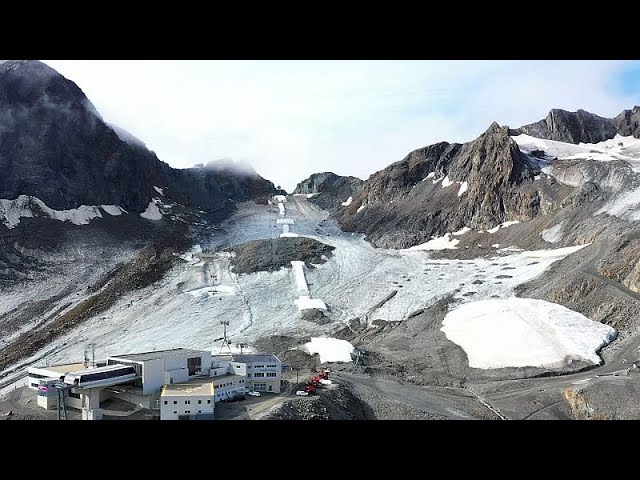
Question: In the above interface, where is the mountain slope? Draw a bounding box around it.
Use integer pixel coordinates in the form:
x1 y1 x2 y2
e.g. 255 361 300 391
512 106 640 144
293 172 364 210
0 60 279 217
334 123 541 248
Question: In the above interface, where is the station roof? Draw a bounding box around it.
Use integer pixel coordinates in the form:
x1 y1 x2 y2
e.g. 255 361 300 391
231 354 281 364
110 348 209 362
162 381 214 397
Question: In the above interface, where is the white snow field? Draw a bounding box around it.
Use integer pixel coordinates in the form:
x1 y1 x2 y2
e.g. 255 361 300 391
441 298 616 369
0 196 593 375
341 196 353 207
304 337 354 363
0 195 126 229
513 133 640 170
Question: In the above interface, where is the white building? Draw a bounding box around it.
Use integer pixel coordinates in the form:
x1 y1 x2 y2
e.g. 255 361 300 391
107 348 212 395
229 354 282 393
26 347 282 419
160 380 215 420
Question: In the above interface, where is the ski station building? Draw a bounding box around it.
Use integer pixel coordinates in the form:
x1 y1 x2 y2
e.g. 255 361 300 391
26 347 282 420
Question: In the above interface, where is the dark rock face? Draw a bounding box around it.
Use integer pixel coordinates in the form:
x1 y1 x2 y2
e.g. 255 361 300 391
614 106 640 138
0 60 279 215
513 107 640 144
228 237 335 274
293 172 364 210
334 123 538 248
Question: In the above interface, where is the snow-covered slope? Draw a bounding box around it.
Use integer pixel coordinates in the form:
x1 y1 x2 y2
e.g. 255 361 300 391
0 196 594 376
513 133 640 171
513 133 640 222
441 298 616 369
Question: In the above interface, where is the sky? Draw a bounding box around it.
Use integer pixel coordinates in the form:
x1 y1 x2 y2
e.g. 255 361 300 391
44 60 640 192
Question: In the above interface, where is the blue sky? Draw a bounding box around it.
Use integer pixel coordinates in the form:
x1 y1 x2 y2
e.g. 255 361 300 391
44 60 640 191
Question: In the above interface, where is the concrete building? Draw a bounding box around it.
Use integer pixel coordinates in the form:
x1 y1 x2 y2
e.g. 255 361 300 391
161 380 215 420
26 347 282 419
107 348 212 395
231 354 282 393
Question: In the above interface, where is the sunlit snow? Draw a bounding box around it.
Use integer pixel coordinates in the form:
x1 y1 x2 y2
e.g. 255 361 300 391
304 337 354 363
442 298 616 369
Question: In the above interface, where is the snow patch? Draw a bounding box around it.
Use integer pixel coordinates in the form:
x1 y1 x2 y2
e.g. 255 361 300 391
295 296 327 311
341 196 353 207
280 232 300 238
0 195 106 229
304 337 354 363
595 185 640 221
153 186 165 196
278 203 286 217
140 199 163 221
100 205 125 216
441 176 454 188
407 233 459 251
491 244 500 248
276 218 295 225
441 298 616 369
422 172 436 181
273 195 287 203
457 181 469 197
541 221 565 244
357 204 365 213
452 227 471 236
487 221 520 234
291 261 309 294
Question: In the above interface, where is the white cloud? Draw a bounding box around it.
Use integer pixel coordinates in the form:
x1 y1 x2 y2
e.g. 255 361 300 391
43 60 640 191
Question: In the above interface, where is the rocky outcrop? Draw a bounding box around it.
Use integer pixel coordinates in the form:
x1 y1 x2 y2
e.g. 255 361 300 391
228 237 334 274
513 109 618 144
513 107 640 144
614 106 640 138
0 60 279 216
293 172 364 210
333 123 540 248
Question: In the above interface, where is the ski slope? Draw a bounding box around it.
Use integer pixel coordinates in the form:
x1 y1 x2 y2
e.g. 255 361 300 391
0 196 593 374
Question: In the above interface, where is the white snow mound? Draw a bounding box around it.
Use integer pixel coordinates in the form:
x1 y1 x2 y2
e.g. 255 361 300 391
407 233 459 251
304 337 354 363
441 298 616 369
140 199 163 220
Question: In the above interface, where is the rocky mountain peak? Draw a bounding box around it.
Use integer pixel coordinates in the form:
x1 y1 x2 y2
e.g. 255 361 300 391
0 61 279 217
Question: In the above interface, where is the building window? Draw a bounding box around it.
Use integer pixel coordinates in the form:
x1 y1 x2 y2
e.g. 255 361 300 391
254 365 264 368
164 400 168 405
198 400 202 404
174 401 177 405
207 400 211 404
174 411 177 414
198 410 202 414
254 372 264 378
185 400 190 405
185 410 190 414
267 372 277 377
